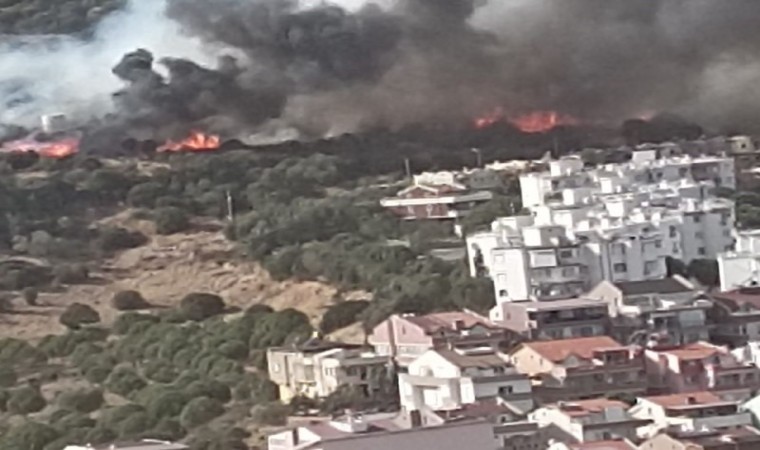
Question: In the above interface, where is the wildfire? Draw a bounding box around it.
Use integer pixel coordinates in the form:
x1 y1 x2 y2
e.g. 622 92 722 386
158 131 221 152
1 137 79 159
474 108 579 133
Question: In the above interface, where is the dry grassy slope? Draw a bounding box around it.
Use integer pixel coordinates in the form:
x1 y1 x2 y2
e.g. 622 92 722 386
0 211 368 341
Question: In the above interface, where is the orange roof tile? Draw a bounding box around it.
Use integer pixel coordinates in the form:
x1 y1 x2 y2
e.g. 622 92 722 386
660 342 722 361
520 336 625 363
642 391 729 409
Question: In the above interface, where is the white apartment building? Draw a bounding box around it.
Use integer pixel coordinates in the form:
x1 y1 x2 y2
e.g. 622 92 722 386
399 348 534 414
718 229 760 291
467 153 736 302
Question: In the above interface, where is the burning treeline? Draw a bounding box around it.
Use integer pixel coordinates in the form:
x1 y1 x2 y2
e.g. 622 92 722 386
5 0 760 151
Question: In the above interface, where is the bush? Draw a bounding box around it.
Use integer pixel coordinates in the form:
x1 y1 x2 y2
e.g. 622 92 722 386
100 404 145 431
250 402 289 426
7 386 46 414
0 366 16 388
96 227 148 252
60 303 100 329
56 388 104 413
218 340 248 360
53 264 89 284
22 287 38 306
113 312 159 334
85 365 113 384
112 290 151 311
0 338 47 366
319 300 370 334
150 418 186 441
154 207 190 235
106 367 146 397
2 421 60 450
118 411 150 438
143 359 179 383
179 397 224 429
145 390 188 422
184 379 231 403
180 293 226 321
84 427 117 446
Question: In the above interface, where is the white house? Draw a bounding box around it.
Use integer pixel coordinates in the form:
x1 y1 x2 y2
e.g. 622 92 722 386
398 348 534 414
468 152 736 302
718 229 760 291
529 399 646 443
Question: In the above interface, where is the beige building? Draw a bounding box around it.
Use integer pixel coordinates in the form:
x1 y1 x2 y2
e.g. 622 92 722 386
529 399 647 444
267 341 389 401
509 336 647 403
491 297 610 340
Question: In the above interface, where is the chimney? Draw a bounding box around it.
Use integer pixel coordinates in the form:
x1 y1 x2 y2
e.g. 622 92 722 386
454 320 465 331
687 396 697 405
292 429 299 446
409 409 422 428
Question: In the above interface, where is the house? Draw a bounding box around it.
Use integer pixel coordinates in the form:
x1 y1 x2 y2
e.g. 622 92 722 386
399 348 533 414
267 412 499 450
64 441 188 450
547 439 637 450
529 398 647 443
490 297 609 341
718 229 760 291
639 426 760 450
267 341 389 402
380 182 493 220
369 311 517 367
709 287 760 347
586 278 709 346
644 342 760 398
509 336 647 404
629 391 753 438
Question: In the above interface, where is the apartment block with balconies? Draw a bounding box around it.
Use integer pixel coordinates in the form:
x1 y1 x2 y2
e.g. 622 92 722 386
490 298 609 341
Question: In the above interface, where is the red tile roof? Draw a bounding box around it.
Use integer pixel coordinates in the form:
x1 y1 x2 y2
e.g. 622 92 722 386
553 398 628 417
659 342 723 361
712 287 760 310
404 311 498 334
569 440 636 450
641 391 730 409
520 336 625 363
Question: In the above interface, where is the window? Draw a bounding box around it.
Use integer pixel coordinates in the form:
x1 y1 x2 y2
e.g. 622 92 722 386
562 267 576 277
698 247 706 256
695 231 704 239
655 240 662 249
679 168 688 177
693 214 702 223
644 261 659 275
670 226 678 238
499 289 508 297
614 263 627 273
499 386 514 395
559 249 573 259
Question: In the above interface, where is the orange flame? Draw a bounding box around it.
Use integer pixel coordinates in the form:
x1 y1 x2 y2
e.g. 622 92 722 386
509 111 579 133
159 130 221 152
2 137 79 159
474 108 579 133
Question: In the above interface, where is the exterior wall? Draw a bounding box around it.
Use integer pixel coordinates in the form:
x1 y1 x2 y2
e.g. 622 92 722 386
510 346 554 377
719 253 760 291
369 315 433 362
491 248 530 301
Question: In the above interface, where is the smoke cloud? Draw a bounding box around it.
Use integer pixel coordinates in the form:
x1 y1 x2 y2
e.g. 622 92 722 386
4 0 760 141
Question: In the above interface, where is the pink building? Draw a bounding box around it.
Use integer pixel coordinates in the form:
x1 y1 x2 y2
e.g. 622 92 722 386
369 311 518 366
644 342 760 399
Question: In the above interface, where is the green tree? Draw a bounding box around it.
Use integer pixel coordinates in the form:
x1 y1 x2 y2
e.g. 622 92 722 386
688 258 720 287
112 290 150 311
180 293 226 321
250 402 289 426
1 421 59 450
179 397 224 429
56 388 104 413
60 303 100 329
7 386 46 414
0 366 17 387
319 300 370 334
154 207 190 235
106 367 146 397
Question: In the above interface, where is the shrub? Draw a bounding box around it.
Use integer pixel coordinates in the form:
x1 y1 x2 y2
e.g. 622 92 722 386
217 340 248 360
113 312 159 335
22 287 38 306
106 367 146 397
118 411 150 438
56 388 104 413
96 227 148 252
2 421 59 450
53 412 96 430
59 303 100 329
319 300 370 334
7 386 46 414
100 404 145 430
85 365 113 384
184 379 231 403
145 390 188 422
179 397 224 429
150 418 186 441
143 359 179 383
53 264 89 284
154 207 190 235
180 293 226 321
0 366 16 388
0 338 47 366
84 427 117 446
250 402 289 426
112 290 151 311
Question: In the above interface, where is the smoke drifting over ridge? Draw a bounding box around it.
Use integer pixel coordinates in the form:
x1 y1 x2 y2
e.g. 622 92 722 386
4 0 760 142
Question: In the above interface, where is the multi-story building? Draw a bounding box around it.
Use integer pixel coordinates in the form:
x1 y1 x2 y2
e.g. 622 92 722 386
399 348 533 414
267 412 499 450
509 336 647 403
639 426 760 450
490 298 609 341
368 311 517 367
267 341 389 402
629 391 753 438
468 153 736 302
718 230 760 291
529 399 647 443
586 278 710 345
644 342 760 399
709 287 760 347
380 181 493 221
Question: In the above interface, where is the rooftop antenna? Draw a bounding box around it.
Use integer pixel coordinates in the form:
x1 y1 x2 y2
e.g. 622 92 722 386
226 190 235 222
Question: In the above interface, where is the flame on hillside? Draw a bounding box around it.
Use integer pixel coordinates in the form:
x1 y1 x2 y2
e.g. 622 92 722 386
1 137 79 159
158 131 221 152
474 108 579 133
